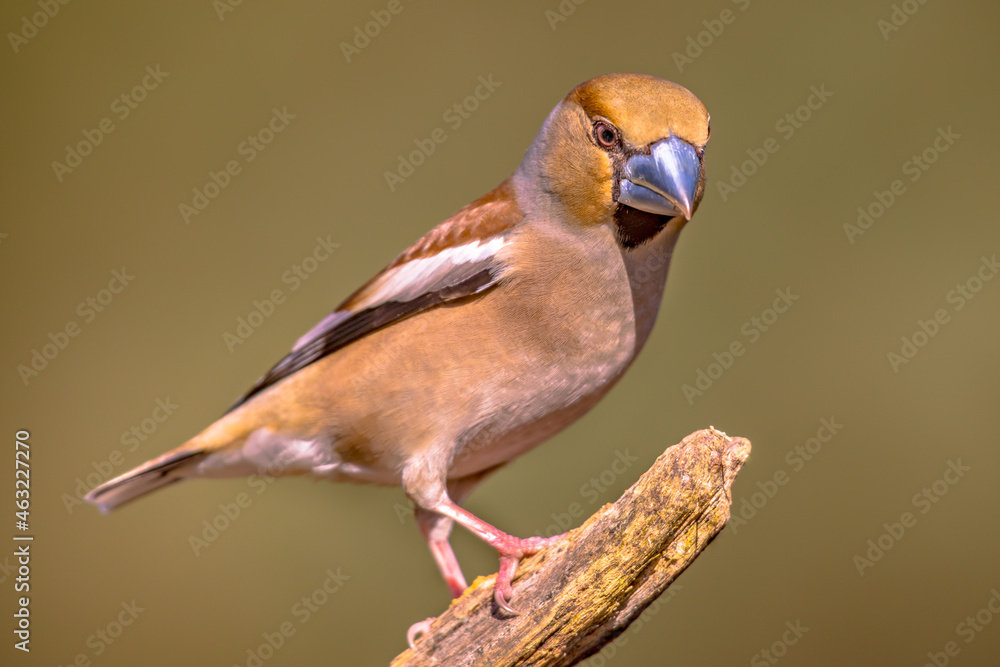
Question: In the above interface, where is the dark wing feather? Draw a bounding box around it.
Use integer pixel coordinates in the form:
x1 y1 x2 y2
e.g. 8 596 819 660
227 269 496 411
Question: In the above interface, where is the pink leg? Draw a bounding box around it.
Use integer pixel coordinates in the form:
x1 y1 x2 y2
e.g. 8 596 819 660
408 507 469 648
431 498 565 614
415 507 467 598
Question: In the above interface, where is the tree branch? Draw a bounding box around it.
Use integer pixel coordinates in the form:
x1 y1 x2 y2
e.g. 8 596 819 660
392 427 751 667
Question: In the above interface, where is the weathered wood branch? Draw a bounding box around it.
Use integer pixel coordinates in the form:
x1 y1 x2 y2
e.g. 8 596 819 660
392 428 751 667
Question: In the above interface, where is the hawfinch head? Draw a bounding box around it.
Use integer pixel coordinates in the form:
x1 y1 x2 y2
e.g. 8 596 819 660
518 73 710 236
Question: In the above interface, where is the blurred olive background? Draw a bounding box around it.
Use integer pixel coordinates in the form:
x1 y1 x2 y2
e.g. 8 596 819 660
2 0 999 665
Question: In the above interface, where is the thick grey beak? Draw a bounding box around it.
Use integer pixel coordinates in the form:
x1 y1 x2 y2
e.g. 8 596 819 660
618 135 701 220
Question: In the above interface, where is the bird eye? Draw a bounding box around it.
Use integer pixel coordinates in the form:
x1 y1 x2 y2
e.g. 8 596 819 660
706 124 711 141
593 121 618 148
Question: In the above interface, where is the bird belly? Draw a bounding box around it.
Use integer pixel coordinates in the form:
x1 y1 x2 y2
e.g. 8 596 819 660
198 222 676 488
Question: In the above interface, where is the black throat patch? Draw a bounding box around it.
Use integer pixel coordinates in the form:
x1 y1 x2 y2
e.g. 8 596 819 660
613 205 670 249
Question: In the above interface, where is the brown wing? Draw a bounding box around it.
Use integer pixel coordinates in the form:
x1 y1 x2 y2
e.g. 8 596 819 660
227 178 523 412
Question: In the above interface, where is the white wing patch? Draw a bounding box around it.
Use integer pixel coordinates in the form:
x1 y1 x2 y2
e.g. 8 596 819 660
348 236 507 311
229 233 510 412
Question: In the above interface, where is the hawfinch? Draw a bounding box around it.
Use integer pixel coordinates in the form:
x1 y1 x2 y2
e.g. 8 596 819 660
87 73 711 617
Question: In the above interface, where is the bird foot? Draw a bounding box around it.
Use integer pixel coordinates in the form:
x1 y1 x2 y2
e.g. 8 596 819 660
431 499 569 614
492 532 567 614
407 616 436 649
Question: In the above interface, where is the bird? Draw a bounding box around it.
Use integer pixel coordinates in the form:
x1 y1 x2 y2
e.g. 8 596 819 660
86 72 710 623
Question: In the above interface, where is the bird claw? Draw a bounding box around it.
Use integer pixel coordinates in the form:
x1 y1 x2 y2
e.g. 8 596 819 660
494 585 519 615
492 533 567 615
406 617 436 649
493 555 520 615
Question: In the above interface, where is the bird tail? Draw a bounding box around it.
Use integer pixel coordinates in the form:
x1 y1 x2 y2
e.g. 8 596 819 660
84 447 208 513
85 399 266 513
